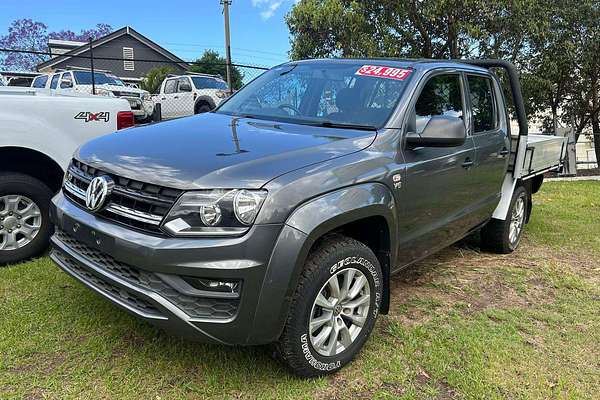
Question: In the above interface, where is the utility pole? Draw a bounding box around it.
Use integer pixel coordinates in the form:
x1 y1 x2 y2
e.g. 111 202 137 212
221 0 233 94
89 38 96 95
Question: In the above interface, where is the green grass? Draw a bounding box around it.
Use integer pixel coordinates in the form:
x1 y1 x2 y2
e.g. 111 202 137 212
1 181 599 399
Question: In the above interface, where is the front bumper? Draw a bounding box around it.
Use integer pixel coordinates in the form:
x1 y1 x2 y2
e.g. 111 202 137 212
50 192 307 345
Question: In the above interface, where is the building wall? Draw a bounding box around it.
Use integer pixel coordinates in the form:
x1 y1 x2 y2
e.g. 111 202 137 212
43 35 187 80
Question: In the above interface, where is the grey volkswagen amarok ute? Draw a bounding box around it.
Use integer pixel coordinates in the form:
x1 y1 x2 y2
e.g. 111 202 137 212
50 59 539 376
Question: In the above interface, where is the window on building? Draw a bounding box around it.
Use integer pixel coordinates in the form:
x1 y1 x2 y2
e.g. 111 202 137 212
123 47 135 71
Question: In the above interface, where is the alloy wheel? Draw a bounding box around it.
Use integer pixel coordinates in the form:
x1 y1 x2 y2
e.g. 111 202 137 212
509 194 526 246
0 195 42 251
308 268 371 357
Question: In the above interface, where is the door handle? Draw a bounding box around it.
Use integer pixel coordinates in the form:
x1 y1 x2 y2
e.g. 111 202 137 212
174 96 179 99
499 148 509 156
462 158 474 169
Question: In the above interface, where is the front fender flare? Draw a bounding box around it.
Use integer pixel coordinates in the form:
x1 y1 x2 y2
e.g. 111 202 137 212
248 183 397 344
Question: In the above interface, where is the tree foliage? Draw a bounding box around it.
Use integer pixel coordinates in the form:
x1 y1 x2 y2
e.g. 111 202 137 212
287 0 600 161
189 50 244 90
0 19 112 71
140 65 174 94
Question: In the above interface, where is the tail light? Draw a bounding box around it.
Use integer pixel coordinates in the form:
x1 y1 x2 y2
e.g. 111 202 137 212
117 111 135 130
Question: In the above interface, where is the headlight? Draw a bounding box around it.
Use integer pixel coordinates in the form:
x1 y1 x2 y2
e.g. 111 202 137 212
215 90 228 99
141 92 150 101
161 189 267 237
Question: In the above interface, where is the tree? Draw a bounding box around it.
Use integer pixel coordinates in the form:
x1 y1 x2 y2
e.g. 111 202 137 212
140 65 174 94
190 50 244 90
287 0 600 165
0 19 49 71
49 23 112 42
0 19 112 71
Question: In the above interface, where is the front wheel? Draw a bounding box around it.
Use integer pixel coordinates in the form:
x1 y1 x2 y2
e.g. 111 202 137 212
276 235 383 377
0 173 53 265
481 185 528 254
194 103 212 114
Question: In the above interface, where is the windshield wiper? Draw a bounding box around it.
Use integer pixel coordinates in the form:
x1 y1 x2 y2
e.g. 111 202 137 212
305 121 377 131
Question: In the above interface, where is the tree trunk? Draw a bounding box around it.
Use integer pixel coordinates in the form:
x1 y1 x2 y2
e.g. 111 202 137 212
593 115 600 169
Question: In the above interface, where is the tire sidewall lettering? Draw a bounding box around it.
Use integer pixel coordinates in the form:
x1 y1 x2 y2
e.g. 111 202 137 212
301 253 383 372
300 333 341 372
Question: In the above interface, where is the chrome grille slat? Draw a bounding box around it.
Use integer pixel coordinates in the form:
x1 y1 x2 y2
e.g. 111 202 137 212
63 159 182 235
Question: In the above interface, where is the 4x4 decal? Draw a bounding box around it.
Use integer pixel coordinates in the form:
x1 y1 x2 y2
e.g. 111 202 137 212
74 111 110 123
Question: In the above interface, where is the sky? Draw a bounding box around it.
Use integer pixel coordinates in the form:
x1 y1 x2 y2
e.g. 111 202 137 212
0 0 297 67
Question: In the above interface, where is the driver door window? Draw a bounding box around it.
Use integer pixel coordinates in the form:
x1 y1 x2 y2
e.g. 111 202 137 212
414 74 464 134
60 73 73 89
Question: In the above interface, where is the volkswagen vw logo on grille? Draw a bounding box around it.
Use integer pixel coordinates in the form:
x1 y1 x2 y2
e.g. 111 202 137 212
85 176 114 212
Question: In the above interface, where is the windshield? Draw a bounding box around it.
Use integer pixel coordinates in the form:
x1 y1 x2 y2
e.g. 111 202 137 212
73 71 122 86
192 76 228 90
108 76 126 86
216 62 413 129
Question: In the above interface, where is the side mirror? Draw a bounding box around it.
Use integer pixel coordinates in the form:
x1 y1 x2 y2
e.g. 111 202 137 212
179 83 192 92
60 80 73 89
406 115 467 148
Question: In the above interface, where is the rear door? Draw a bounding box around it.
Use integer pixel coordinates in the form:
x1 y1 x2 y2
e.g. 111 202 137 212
397 71 476 263
465 73 510 224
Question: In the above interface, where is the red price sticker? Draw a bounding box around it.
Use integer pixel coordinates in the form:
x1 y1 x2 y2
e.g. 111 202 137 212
355 65 412 81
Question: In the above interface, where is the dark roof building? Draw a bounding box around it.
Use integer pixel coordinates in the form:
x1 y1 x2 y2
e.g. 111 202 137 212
37 26 189 82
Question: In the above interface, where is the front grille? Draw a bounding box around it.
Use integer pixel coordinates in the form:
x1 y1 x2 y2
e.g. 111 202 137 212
112 91 141 98
63 159 182 235
51 249 163 318
54 229 239 320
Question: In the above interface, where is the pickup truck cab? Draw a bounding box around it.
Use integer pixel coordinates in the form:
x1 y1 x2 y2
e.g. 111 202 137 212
50 59 565 377
156 73 229 119
0 86 134 264
32 71 154 122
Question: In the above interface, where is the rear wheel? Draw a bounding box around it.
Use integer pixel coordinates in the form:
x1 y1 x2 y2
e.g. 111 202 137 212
276 235 383 377
0 173 53 265
481 185 528 254
195 103 212 114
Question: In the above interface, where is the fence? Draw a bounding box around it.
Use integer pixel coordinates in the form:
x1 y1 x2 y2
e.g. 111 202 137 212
0 47 270 124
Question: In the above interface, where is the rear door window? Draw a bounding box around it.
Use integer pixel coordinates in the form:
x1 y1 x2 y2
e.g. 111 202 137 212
414 74 464 134
32 75 48 88
467 75 497 133
50 74 60 89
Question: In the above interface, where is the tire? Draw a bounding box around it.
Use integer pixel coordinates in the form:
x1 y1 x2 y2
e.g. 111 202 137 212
481 185 528 254
0 172 54 265
275 235 383 377
195 103 212 114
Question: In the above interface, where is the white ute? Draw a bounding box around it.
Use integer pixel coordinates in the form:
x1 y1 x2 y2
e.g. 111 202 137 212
0 86 134 264
32 70 154 122
156 73 230 119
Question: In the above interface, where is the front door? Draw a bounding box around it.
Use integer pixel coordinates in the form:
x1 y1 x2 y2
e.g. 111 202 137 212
396 72 476 264
160 78 179 119
174 77 196 118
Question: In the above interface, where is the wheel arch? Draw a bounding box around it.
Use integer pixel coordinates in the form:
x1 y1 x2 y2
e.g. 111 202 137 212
194 96 216 113
249 183 397 344
0 146 64 193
